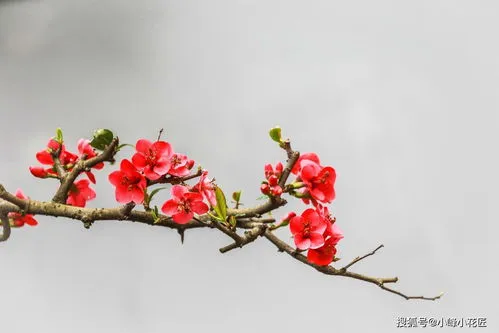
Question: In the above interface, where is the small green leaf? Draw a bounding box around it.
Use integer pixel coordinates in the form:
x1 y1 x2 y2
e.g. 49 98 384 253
256 195 267 201
117 143 134 151
90 129 114 150
151 206 160 223
55 128 64 144
148 187 167 204
228 215 236 228
213 186 228 222
208 211 224 222
269 126 282 143
279 219 290 228
232 190 241 203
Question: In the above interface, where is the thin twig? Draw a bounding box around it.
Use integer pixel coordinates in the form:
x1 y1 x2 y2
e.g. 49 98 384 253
340 244 384 271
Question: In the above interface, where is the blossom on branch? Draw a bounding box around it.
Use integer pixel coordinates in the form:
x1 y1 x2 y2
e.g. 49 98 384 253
8 189 38 227
168 153 194 177
66 179 96 207
290 208 327 250
108 159 147 204
191 171 217 207
132 139 173 180
161 185 209 224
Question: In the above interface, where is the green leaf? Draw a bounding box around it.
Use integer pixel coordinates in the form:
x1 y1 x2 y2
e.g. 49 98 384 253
269 126 282 143
55 128 64 144
232 190 241 203
208 211 224 222
151 206 160 223
256 195 267 201
228 215 236 228
213 186 228 222
148 187 167 204
117 143 134 151
90 129 114 150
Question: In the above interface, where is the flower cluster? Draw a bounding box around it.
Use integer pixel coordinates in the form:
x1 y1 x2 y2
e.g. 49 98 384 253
291 153 336 205
108 139 216 224
268 152 341 266
30 138 100 208
260 162 283 197
22 128 341 267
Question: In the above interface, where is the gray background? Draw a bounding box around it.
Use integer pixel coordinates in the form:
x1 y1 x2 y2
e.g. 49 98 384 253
0 1 497 332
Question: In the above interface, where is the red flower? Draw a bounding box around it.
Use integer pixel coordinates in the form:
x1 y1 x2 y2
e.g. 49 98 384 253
161 185 209 224
132 139 173 180
77 139 104 184
289 208 327 250
300 165 336 203
8 189 38 227
307 236 338 266
66 179 96 207
29 166 53 178
264 162 283 179
324 222 343 245
168 153 194 177
192 171 217 207
77 139 104 169
291 152 321 175
261 162 284 197
108 159 147 204
36 139 78 167
307 206 343 266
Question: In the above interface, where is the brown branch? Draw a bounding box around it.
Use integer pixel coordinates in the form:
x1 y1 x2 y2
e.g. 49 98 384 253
0 133 442 301
148 167 203 186
263 229 442 301
0 203 12 242
340 244 384 271
219 224 267 253
52 137 119 204
278 139 300 189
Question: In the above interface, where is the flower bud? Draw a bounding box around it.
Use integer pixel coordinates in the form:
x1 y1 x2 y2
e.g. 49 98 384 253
29 166 49 178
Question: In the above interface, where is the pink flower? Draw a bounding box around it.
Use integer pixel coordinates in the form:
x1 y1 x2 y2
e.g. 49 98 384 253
132 139 173 180
192 171 217 207
8 189 38 227
66 179 96 207
300 165 336 203
168 153 194 177
161 185 209 224
289 208 327 250
108 159 147 204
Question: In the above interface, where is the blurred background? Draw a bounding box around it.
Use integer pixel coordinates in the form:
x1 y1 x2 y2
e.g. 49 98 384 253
0 1 497 332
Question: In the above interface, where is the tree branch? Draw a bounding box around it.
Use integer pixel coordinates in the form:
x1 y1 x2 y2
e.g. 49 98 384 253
263 230 442 301
52 137 119 204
